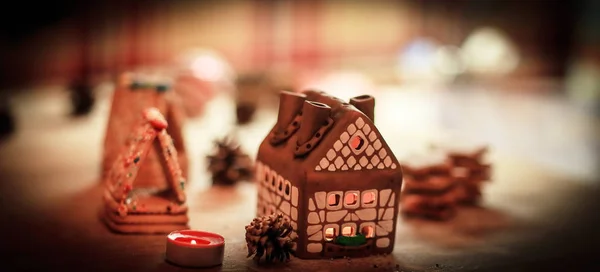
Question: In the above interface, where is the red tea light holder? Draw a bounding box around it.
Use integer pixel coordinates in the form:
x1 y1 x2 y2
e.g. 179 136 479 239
166 230 225 268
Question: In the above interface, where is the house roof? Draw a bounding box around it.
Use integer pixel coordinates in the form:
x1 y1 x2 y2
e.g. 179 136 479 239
106 108 186 204
258 90 401 177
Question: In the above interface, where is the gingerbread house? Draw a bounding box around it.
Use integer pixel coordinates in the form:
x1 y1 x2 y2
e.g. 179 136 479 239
102 72 187 180
102 108 189 234
255 90 403 259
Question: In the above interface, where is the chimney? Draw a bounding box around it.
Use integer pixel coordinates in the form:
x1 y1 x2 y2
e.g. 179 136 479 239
275 90 306 133
297 101 331 145
349 95 375 121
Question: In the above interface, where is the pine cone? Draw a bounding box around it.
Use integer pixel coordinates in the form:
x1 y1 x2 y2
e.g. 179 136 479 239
245 213 297 263
206 137 254 185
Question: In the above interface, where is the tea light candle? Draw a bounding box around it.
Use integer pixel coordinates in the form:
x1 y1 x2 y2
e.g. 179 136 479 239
166 230 225 268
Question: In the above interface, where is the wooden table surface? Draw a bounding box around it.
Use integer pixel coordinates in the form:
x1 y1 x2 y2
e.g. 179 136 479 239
1 84 599 271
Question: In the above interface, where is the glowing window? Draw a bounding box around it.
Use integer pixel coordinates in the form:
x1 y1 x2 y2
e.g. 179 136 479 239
344 192 358 206
342 226 355 236
350 135 365 150
349 131 368 155
361 226 374 238
328 194 341 207
362 191 376 206
327 191 344 210
325 228 336 241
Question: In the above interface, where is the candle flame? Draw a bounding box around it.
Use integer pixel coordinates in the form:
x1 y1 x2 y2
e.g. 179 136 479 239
191 240 197 245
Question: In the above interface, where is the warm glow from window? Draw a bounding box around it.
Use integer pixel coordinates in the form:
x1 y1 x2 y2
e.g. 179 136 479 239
325 228 336 241
361 226 374 238
350 135 365 150
328 194 341 206
362 192 376 205
345 193 358 205
342 226 355 236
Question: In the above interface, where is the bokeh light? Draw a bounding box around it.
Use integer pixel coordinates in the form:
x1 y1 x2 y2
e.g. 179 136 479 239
460 27 520 75
175 48 235 85
172 49 236 118
396 38 440 82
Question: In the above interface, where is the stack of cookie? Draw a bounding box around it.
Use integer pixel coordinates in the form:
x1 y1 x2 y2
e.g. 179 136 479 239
102 108 189 234
399 152 458 220
433 143 491 205
102 72 187 181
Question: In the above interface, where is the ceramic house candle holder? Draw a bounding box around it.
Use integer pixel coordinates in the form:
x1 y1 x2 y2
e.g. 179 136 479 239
102 72 188 180
399 152 458 220
102 108 189 234
255 90 403 259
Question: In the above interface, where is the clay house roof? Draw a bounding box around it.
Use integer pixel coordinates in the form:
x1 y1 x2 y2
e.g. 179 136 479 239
105 108 187 213
257 90 402 184
103 72 187 179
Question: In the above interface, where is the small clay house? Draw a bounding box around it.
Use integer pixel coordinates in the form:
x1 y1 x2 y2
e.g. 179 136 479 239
102 72 187 180
255 90 403 259
103 108 188 234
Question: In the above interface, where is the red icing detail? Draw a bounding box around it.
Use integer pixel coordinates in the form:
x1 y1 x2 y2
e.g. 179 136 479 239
143 108 168 130
118 204 127 216
124 184 132 193
124 156 132 167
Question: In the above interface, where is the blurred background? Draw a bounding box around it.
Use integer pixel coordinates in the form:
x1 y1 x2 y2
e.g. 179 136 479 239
0 0 598 181
0 1 599 270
